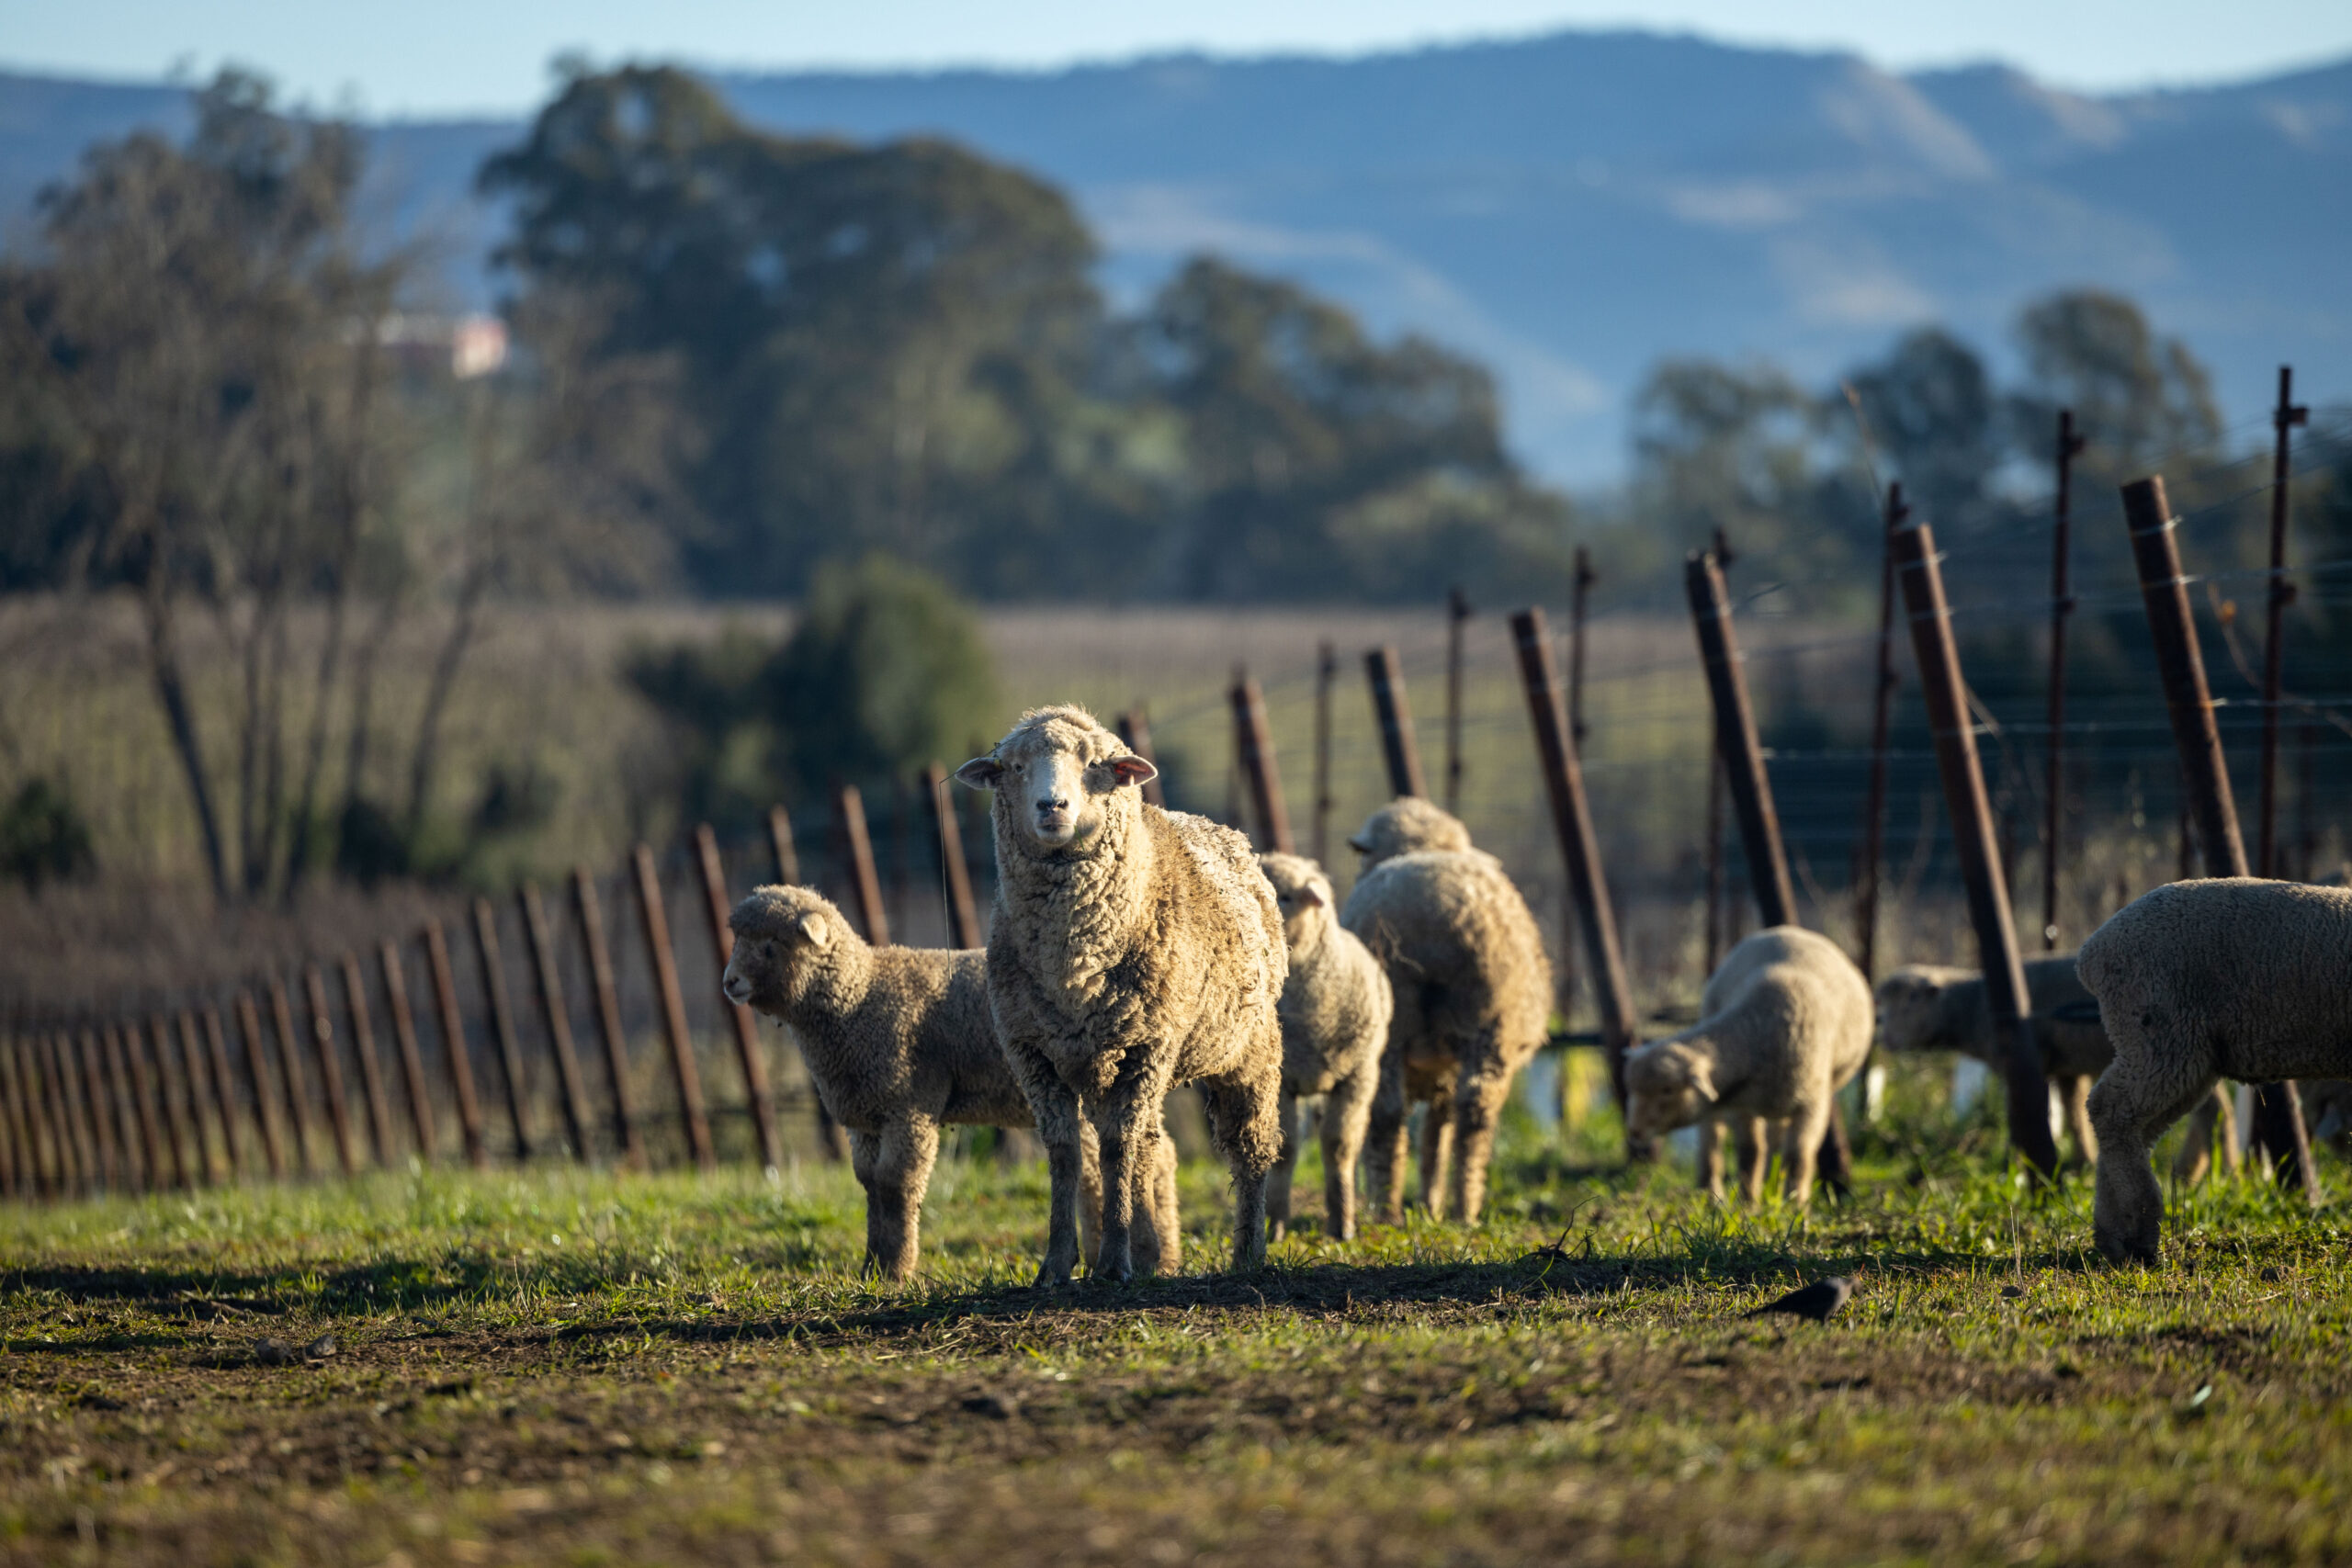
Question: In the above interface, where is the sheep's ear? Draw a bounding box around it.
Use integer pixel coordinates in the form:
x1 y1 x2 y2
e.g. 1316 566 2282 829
1108 753 1157 787
1347 835 1372 853
1298 883 1326 908
1686 1056 1716 1103
954 756 1003 790
796 912 830 947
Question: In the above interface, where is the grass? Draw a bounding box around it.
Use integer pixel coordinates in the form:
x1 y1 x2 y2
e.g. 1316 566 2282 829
0 1072 2345 1567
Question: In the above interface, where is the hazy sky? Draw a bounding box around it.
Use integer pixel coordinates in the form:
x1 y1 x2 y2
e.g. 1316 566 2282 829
5 0 2349 117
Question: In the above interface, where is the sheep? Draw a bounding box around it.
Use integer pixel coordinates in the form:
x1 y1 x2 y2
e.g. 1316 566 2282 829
1340 839 1551 1225
722 885 1177 1282
2078 878 2352 1263
1876 958 2237 1179
956 705 1286 1284
1348 796 1475 870
1623 927 1872 1204
1258 852 1392 1243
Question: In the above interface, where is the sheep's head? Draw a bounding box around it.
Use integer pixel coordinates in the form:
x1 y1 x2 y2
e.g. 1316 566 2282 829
1257 852 1334 957
1348 797 1473 869
723 886 854 1016
1874 964 1972 1053
956 705 1156 856
1622 1040 1716 1136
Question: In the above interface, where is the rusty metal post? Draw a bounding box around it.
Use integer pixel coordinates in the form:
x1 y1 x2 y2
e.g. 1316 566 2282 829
377 945 436 1162
695 826 783 1170
421 924 489 1168
1857 485 1907 983
519 885 597 1163
632 844 716 1169
835 787 891 946
175 1011 223 1183
1686 550 1798 929
1312 643 1337 865
266 976 320 1177
767 805 801 885
1894 521 2062 1180
233 995 288 1179
571 867 642 1167
1230 671 1295 854
1364 646 1429 799
2122 474 2316 1200
470 899 536 1162
1114 710 1167 810
1510 608 1645 1156
2043 425 2085 949
338 954 396 1168
301 966 360 1176
1444 588 1469 815
2259 367 2312 879
199 1008 242 1178
924 766 983 949
1569 549 1596 744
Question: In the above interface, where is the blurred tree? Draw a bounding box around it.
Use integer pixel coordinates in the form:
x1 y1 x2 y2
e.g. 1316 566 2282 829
1844 327 2009 536
2011 288 2223 488
0 778 96 891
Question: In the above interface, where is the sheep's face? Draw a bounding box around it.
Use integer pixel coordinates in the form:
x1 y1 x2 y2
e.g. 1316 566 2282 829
1257 852 1332 956
1875 965 1968 1053
723 888 844 1015
1348 797 1474 870
956 707 1155 855
1623 1042 1715 1136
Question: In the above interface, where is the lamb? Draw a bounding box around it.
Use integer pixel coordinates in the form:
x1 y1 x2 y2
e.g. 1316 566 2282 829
1348 796 1475 869
1623 927 1872 1204
2077 878 2352 1263
1876 958 2236 1178
1258 852 1392 1242
722 885 1176 1282
1340 831 1552 1225
957 705 1286 1284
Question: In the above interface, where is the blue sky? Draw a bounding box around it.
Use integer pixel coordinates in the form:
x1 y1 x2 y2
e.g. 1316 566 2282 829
4 0 2349 116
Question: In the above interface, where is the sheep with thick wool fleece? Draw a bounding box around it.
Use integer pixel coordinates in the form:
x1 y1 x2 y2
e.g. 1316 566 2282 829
2078 878 2352 1263
1348 797 1475 870
721 885 1175 1281
1259 852 1392 1243
1340 840 1551 1225
1623 927 1872 1204
958 705 1286 1284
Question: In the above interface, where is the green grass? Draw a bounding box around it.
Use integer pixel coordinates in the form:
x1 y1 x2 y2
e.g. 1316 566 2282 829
0 1088 2346 1566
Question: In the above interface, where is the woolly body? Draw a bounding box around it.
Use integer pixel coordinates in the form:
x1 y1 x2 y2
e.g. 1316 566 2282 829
1259 852 1393 1242
1340 844 1551 1224
2077 878 2352 1262
722 885 1174 1281
1624 927 1872 1204
1348 797 1476 870
964 705 1285 1284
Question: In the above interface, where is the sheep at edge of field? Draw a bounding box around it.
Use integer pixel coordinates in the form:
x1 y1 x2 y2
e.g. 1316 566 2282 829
1347 796 1475 871
722 886 1177 1282
2078 878 2352 1264
1623 927 1873 1205
956 705 1287 1285
1875 956 2238 1180
1258 852 1393 1243
1340 840 1552 1225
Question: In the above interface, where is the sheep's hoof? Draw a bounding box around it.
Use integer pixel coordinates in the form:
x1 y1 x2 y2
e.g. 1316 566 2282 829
2092 1222 2159 1266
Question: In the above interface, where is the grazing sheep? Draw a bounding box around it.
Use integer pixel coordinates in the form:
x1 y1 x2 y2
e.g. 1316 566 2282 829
722 886 1176 1281
1623 928 1872 1204
957 705 1286 1284
1876 958 2236 1178
1258 852 1393 1243
1348 797 1475 870
2078 878 2352 1263
1340 843 1551 1224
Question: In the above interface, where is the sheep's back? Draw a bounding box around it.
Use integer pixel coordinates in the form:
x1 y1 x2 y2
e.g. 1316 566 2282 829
1341 851 1550 1051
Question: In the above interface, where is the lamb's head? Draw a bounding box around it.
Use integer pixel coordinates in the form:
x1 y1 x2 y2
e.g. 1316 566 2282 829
1622 1040 1716 1136
1875 964 1973 1053
955 705 1156 857
1348 797 1473 869
1257 852 1335 959
723 886 857 1016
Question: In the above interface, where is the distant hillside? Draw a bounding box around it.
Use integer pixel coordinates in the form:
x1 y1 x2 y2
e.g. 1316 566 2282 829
4 31 2346 481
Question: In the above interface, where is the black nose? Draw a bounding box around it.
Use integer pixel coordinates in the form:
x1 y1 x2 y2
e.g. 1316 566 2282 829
1038 795 1069 812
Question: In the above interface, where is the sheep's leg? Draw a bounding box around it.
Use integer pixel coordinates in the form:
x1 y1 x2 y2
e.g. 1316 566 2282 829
1729 1116 1769 1204
2060 1075 2098 1168
1078 1119 1102 1271
1781 1098 1830 1207
1267 1087 1301 1245
1322 1059 1379 1242
1418 1064 1458 1218
1450 1064 1511 1225
1696 1118 1726 1201
849 1129 886 1278
2170 1085 2236 1184
1142 1121 1182 1274
1199 1046 1282 1273
1366 1050 1410 1225
1091 1107 1145 1286
2090 1032 2219 1264
1021 1074 1087 1288
865 1113 939 1284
